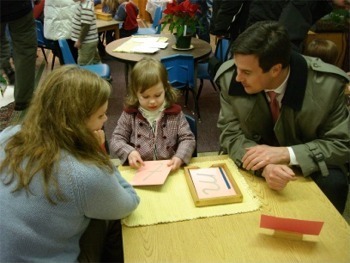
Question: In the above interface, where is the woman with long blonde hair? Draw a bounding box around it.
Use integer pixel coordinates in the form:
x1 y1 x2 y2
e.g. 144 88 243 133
0 65 139 262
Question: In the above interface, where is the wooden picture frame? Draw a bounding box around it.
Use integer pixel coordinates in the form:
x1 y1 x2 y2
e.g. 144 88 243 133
184 163 243 207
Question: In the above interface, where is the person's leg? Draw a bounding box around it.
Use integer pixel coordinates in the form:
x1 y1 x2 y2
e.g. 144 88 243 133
78 219 123 263
78 41 101 65
310 168 349 213
101 220 124 263
0 23 15 85
8 11 37 110
67 39 78 63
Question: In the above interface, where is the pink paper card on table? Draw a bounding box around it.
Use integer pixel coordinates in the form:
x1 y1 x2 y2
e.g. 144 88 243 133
260 214 324 235
130 160 171 186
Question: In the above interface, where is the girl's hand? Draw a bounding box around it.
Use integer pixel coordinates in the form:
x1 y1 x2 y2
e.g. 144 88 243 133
167 156 183 172
128 150 144 169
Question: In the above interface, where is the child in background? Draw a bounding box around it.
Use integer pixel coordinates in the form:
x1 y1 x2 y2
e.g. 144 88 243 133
304 38 339 65
71 0 101 65
114 0 139 38
110 58 196 171
101 0 119 43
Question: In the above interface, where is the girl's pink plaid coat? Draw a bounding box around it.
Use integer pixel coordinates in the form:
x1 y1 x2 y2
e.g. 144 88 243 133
110 104 196 165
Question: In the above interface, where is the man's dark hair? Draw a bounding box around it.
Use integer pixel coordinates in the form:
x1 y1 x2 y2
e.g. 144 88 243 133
232 21 291 72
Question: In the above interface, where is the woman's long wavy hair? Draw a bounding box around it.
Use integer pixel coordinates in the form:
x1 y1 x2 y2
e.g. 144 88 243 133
125 57 179 107
0 65 113 204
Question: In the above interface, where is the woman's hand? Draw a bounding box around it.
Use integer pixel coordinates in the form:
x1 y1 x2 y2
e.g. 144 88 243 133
128 150 144 169
167 156 183 172
94 129 105 146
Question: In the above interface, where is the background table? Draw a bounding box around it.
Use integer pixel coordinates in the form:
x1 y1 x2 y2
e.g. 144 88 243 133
121 155 350 263
96 19 121 40
105 34 212 64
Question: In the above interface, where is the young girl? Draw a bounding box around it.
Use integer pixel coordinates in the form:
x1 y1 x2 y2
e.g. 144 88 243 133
0 65 139 262
110 57 196 171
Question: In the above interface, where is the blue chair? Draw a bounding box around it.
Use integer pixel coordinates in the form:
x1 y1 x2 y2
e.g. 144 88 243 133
35 20 57 70
196 38 231 99
134 6 163 35
58 39 111 80
185 114 197 157
160 54 200 120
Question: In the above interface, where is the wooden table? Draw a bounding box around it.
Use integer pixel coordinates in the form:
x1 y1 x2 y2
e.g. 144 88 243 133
96 19 121 40
121 155 350 263
105 34 212 64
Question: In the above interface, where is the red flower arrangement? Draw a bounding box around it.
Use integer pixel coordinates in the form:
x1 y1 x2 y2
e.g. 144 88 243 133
161 0 201 37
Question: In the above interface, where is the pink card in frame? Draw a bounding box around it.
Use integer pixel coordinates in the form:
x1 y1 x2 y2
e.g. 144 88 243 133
184 163 243 207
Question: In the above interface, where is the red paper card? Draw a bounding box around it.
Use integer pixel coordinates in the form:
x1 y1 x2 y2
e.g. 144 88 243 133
260 214 324 235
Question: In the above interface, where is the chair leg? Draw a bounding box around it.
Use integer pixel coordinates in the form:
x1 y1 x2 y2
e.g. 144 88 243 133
41 47 48 63
210 79 218 92
197 79 204 100
51 53 56 70
189 88 200 121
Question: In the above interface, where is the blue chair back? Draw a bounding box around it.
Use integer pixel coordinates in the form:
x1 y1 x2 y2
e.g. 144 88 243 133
134 6 163 35
35 20 55 49
160 54 195 90
185 114 197 157
58 39 76 64
152 6 163 34
214 38 230 62
58 39 111 80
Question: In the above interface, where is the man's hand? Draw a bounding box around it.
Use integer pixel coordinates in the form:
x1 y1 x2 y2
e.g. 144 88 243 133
167 156 183 172
242 145 290 171
262 164 297 191
128 150 144 169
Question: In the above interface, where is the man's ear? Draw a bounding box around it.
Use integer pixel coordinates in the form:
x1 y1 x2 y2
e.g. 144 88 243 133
270 63 282 77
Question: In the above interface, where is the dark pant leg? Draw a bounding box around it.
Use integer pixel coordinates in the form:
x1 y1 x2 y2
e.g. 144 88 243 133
310 168 349 214
8 11 37 110
78 219 123 263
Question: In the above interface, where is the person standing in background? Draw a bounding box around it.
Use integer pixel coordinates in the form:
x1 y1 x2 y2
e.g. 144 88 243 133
0 0 37 113
210 0 251 42
71 0 101 65
114 0 139 38
44 0 79 64
246 0 350 51
101 0 119 43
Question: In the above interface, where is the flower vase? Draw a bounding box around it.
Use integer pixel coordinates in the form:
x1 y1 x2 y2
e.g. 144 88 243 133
175 33 192 49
